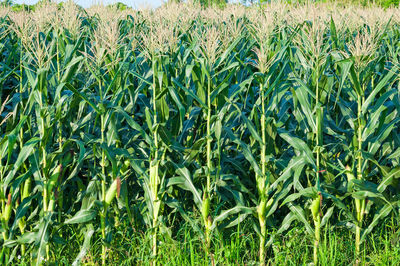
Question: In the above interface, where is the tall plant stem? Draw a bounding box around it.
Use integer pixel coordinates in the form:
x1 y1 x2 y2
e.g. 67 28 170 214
206 75 212 193
204 72 212 252
42 114 48 211
42 115 50 261
17 45 29 255
315 64 321 188
261 83 266 182
99 79 107 265
56 38 63 151
355 93 365 257
314 64 322 265
259 215 266 266
55 36 64 226
18 47 27 255
19 44 24 150
258 81 267 266
151 57 160 259
313 215 321 265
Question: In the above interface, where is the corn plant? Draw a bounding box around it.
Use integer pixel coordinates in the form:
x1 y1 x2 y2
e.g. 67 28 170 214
279 20 334 265
332 28 399 258
236 17 294 264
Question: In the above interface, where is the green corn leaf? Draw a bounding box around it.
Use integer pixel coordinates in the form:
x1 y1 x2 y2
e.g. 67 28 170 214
65 209 97 224
3 137 40 191
361 204 393 243
362 66 398 114
72 225 95 266
288 203 315 237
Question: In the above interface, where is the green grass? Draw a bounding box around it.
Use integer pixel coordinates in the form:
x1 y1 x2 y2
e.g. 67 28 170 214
26 216 395 265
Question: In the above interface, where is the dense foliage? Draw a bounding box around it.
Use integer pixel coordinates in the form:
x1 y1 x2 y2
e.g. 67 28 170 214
0 1 399 265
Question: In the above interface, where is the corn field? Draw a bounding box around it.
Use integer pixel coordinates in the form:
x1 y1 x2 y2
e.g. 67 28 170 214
0 1 400 265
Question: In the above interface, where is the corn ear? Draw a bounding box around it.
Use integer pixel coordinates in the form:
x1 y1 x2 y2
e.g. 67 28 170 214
22 177 31 201
202 193 210 222
48 164 62 192
105 177 121 207
346 165 355 182
257 199 266 218
3 193 12 222
310 196 320 221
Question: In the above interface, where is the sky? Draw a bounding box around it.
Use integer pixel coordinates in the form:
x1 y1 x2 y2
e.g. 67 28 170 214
13 0 164 8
